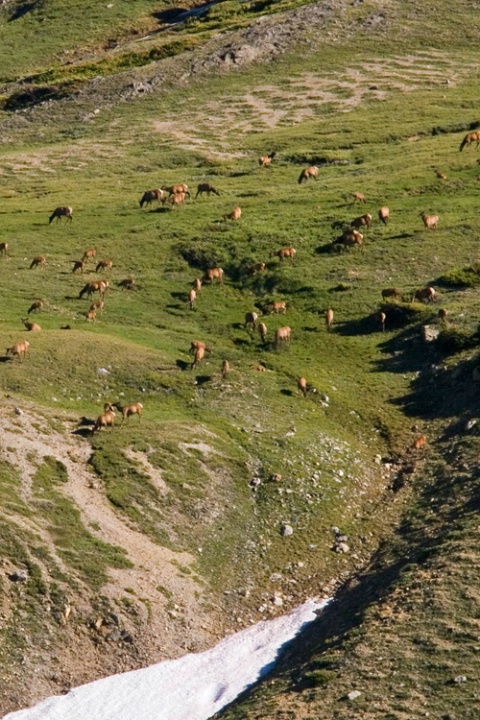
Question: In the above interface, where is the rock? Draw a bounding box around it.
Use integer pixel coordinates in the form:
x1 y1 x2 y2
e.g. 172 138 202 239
106 629 121 643
453 675 467 684
272 592 283 607
347 690 362 700
97 367 110 376
270 474 282 482
269 573 282 583
422 325 440 342
335 542 350 554
8 570 27 582
280 524 293 537
14 407 23 416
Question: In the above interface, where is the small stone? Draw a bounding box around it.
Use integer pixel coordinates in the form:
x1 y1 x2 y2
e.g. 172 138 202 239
8 570 27 582
97 367 110 376
347 690 362 700
453 675 467 684
14 407 23 416
272 593 283 607
270 573 282 582
335 542 350 553
281 524 294 537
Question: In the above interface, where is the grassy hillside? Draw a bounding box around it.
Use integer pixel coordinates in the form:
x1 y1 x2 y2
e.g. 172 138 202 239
1 0 480 715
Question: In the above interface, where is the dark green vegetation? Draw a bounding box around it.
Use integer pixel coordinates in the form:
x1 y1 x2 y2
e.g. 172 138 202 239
1 0 480 716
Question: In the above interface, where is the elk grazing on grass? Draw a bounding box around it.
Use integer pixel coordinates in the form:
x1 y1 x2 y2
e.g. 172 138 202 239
96 259 113 273
248 262 266 274
269 301 286 315
82 248 96 263
164 191 188 208
224 206 241 221
382 287 401 301
111 402 143 423
335 229 364 250
414 286 436 303
0 242 8 257
49 206 73 224
139 189 164 207
204 267 224 284
162 184 189 197
6 341 29 361
378 207 390 225
298 165 318 184
298 376 308 398
30 255 46 269
353 192 366 204
459 130 480 152
244 311 258 331
259 152 276 168
195 183 220 198
85 308 97 322
221 360 230 379
351 213 372 230
258 322 268 345
420 212 439 229
90 299 105 314
326 308 334 331
189 288 197 310
377 311 387 332
270 247 296 263
275 326 291 347
22 318 41 332
27 299 44 314
118 277 136 290
79 281 102 300
71 260 84 274
92 409 115 433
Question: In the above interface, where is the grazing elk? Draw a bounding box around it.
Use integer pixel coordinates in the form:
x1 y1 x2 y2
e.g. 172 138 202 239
269 301 286 315
248 262 266 274
298 166 318 184
275 326 291 347
96 260 113 273
244 311 258 331
351 213 372 230
27 299 44 314
0 242 8 257
49 206 73 224
382 287 401 301
438 308 448 323
191 344 206 370
22 318 41 332
353 192 366 204
189 288 197 310
6 341 29 360
270 247 296 263
82 248 96 263
92 409 115 433
162 184 189 197
378 207 390 225
90 299 105 314
326 308 334 331
420 212 439 229
221 360 230 379
459 130 480 152
334 229 363 250
298 376 308 398
258 322 268 345
223 207 241 221
414 286 436 303
195 183 220 198
30 255 46 269
259 152 276 168
71 260 84 274
85 308 97 322
112 402 143 424
118 277 136 290
204 267 224 284
79 281 102 300
139 189 164 207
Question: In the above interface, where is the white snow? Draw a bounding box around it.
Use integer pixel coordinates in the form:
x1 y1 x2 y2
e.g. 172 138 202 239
4 597 329 720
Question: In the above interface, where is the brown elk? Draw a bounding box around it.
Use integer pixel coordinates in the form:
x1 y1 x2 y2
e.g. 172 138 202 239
275 326 291 347
326 308 334 331
189 288 197 310
378 207 390 225
414 286 436 303
162 184 190 197
139 189 164 207
6 341 29 360
224 207 241 221
221 360 230 379
459 130 480 152
270 247 296 263
420 212 439 229
434 168 447 180
82 248 96 263
49 206 73 224
85 308 97 322
244 311 258 331
381 287 401 301
191 344 206 369
249 262 266 274
71 260 84 274
79 281 102 300
377 311 386 332
412 434 427 450
351 213 372 230
96 260 113 273
30 255 46 269
90 299 105 314
92 409 115 433
27 299 44 314
195 183 220 198
112 402 143 423
353 192 366 204
259 152 276 168
193 278 202 293
0 242 8 257
335 229 363 250
298 377 308 398
298 166 318 184
258 322 268 345
164 191 188 208
118 277 136 290
22 318 41 332
438 308 448 323
204 267 224 284
189 340 208 355
269 301 286 315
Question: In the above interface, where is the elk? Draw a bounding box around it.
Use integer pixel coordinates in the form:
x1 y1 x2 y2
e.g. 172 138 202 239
0 242 8 257
412 434 427 450
223 207 241 221
22 318 41 332
118 277 136 290
195 183 220 198
244 311 258 331
298 166 318 184
459 130 480 152
162 184 189 197
6 341 29 360
353 192 366 204
192 277 202 293
259 152 276 168
414 286 436 303
112 402 143 423
326 308 334 331
377 311 386 332
71 260 84 274
204 267 224 284
258 322 268 345
251 363 266 371
164 191 188 208
96 259 113 273
189 288 197 310
382 287 401 301
90 299 105 314
189 340 207 355
438 308 448 323
275 326 291 347
85 308 97 322
221 360 230 379
420 212 439 229
298 377 308 398
378 207 390 225
269 301 286 315
248 262 266 274
270 247 296 263
27 299 44 314
191 344 205 369
434 168 447 180
92 409 115 433
351 213 372 230
30 255 46 269
79 281 102 300
139 188 164 207
49 206 73 224
82 248 96 263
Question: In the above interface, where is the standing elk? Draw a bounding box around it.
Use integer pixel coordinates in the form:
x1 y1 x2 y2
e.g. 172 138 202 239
221 360 230 379
298 166 318 184
204 267 224 284
259 152 276 168
191 344 206 369
0 242 8 257
164 191 188 208
270 247 296 263
334 229 363 250
244 311 258 331
275 326 291 347
223 207 241 221
112 402 143 423
298 377 308 398
377 311 386 332
92 409 115 433
269 301 286 315
195 183 220 198
193 278 202 293
414 286 436 303
189 289 197 310
82 248 96 263
6 341 29 360
326 308 334 331
139 189 164 207
378 207 390 225
96 260 113 273
49 206 73 224
258 322 268 345
351 213 372 230
162 184 189 197
353 192 366 204
420 212 439 229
